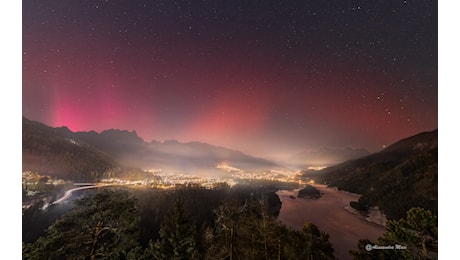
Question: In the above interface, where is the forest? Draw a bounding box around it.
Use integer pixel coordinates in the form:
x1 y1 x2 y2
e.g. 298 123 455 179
23 183 336 259
309 130 438 221
23 182 437 259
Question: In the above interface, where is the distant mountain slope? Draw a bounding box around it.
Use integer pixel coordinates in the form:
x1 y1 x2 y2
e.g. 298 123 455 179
22 117 124 181
75 130 283 176
23 117 282 179
72 129 148 167
287 147 370 168
308 130 438 220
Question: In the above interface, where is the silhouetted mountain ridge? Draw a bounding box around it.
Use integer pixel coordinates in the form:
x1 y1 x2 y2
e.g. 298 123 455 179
22 117 134 181
22 117 282 179
75 129 282 175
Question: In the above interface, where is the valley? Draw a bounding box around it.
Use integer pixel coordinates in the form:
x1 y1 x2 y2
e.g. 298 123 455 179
22 118 438 259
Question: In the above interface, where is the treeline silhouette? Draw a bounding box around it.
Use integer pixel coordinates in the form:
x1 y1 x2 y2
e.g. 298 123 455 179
23 183 336 259
23 183 437 259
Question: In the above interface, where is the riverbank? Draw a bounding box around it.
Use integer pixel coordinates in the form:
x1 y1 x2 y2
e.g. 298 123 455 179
276 184 386 260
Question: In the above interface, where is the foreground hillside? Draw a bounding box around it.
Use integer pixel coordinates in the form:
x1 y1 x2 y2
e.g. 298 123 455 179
23 184 337 260
308 130 437 220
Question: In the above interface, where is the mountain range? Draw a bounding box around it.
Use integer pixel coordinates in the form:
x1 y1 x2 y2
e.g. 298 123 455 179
74 129 284 176
23 116 438 219
22 117 283 180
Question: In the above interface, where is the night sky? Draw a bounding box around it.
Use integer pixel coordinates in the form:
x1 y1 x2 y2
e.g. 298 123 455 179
22 0 437 157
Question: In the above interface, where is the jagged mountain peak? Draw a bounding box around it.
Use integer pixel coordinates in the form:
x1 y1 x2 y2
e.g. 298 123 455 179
23 117 283 177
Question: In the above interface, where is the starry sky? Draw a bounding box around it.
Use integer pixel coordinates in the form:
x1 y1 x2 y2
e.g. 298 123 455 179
22 0 437 158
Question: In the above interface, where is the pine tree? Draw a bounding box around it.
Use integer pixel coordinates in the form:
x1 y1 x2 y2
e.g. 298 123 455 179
283 223 335 260
350 207 437 259
148 198 200 260
23 189 141 259
205 199 243 260
206 196 336 260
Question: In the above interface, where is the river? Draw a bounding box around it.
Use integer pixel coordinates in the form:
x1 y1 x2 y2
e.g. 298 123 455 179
276 184 386 260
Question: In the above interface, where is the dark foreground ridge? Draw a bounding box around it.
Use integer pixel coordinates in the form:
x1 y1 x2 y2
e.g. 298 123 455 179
308 129 437 220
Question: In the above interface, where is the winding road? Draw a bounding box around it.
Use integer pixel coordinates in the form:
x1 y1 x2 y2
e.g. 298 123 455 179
51 184 108 205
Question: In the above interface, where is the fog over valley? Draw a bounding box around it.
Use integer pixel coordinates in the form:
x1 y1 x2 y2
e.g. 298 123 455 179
22 0 437 258
23 117 438 259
